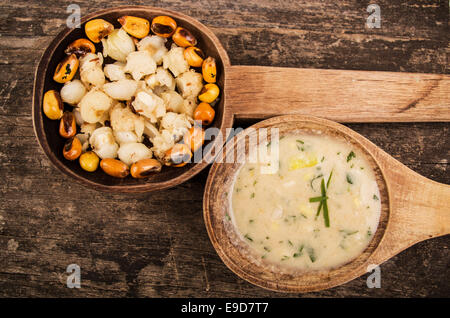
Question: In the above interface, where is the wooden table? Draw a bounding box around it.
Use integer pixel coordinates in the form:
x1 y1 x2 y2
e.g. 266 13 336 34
0 0 448 297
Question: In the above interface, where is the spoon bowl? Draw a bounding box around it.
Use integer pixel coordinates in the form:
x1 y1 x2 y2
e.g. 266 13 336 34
203 115 450 292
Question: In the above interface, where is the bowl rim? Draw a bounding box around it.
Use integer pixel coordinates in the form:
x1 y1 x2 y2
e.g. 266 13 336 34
32 5 232 193
203 114 391 292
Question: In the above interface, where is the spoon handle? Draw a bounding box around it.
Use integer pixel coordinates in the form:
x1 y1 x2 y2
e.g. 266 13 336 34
369 147 450 265
227 65 450 123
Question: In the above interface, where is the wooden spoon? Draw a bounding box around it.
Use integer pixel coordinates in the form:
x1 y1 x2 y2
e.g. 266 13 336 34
203 115 449 292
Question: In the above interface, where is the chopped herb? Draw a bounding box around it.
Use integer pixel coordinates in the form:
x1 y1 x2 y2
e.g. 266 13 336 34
300 213 307 219
340 230 358 236
326 169 334 188
293 246 304 258
347 151 356 162
310 173 323 191
367 229 372 237
264 246 271 252
249 219 254 224
360 167 364 170
321 156 325 162
337 152 341 155
244 234 253 242
266 236 270 240
350 164 354 168
267 141 271 147
281 255 289 261
307 248 316 263
288 240 293 246
253 180 257 186
249 167 254 171
261 255 267 259
250 193 255 199
373 194 379 200
296 140 304 144
346 173 353 184
225 212 231 221
315 201 323 220
321 179 330 227
309 196 324 202
235 188 241 193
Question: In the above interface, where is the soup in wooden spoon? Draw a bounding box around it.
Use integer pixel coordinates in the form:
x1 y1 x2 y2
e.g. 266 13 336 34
230 134 381 270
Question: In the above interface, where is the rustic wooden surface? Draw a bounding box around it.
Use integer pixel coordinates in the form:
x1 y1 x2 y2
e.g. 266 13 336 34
0 0 448 297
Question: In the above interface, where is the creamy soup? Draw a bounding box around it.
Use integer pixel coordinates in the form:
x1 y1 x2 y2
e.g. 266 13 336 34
230 134 381 270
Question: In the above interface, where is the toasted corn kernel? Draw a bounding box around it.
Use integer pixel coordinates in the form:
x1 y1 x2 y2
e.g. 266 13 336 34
84 19 114 43
59 111 77 138
194 102 215 126
53 53 79 83
184 127 205 153
184 47 204 67
118 16 150 39
151 16 177 37
63 136 82 161
202 57 217 83
164 143 192 167
43 90 64 120
130 159 162 178
65 38 96 57
100 158 130 178
172 27 197 47
79 151 99 172
198 83 220 103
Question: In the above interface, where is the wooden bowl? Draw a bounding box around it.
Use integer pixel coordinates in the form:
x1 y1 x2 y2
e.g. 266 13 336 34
32 6 231 192
203 115 450 292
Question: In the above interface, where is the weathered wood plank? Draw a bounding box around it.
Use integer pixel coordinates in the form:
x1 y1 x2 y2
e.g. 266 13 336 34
0 0 448 297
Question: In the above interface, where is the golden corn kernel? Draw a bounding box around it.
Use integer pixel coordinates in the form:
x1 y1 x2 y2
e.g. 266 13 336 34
130 159 162 178
198 83 220 103
164 144 192 167
53 53 79 83
118 16 150 39
194 102 215 126
151 15 177 37
84 19 114 43
43 90 63 120
172 27 197 47
59 111 77 139
79 151 99 172
63 136 82 161
100 158 130 178
65 38 96 57
184 47 204 67
184 127 205 153
202 57 217 83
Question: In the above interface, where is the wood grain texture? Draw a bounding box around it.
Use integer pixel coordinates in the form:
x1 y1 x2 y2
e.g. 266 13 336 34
228 66 450 122
0 0 449 297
